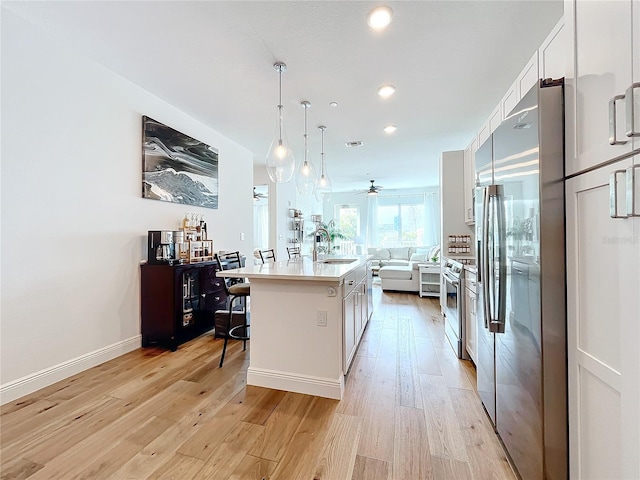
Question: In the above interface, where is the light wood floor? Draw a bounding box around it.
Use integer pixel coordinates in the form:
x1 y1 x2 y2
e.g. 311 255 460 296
0 285 515 480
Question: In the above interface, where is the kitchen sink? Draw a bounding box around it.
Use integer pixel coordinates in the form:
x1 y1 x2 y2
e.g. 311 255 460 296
319 258 358 264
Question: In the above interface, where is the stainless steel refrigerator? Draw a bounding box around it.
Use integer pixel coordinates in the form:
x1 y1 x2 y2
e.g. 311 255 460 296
475 79 567 480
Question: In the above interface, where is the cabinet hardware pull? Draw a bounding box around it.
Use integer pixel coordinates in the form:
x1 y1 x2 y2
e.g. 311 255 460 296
626 164 640 217
609 94 628 145
625 82 640 137
610 169 628 218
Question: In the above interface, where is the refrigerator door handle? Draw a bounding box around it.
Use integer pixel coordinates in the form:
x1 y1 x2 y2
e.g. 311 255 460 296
609 94 628 145
492 185 507 334
482 186 491 329
626 164 640 217
625 82 640 137
610 169 628 218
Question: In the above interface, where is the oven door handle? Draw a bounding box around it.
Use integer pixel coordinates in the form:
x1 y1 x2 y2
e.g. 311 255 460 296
443 273 459 285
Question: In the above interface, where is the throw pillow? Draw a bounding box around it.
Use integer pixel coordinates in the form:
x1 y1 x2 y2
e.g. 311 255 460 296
389 247 409 260
409 253 426 262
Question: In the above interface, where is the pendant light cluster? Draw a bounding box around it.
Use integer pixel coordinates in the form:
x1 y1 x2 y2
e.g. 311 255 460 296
266 62 332 202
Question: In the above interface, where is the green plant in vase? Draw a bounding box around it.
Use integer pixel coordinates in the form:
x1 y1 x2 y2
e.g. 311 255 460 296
308 220 347 253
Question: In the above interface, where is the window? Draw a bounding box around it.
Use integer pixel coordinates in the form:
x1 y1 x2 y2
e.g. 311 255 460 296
376 197 427 247
335 205 360 240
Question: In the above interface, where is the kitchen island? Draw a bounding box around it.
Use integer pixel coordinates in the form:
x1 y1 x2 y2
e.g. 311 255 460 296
217 255 372 400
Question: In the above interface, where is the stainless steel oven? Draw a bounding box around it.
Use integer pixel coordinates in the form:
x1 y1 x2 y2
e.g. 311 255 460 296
443 259 468 359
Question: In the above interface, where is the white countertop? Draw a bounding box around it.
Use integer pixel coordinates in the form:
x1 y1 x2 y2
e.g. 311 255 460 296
216 255 371 282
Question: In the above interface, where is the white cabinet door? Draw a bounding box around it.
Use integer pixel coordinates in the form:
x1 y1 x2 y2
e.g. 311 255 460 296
566 157 640 479
539 18 567 81
463 138 478 224
566 0 633 175
502 80 519 118
477 121 490 150
517 52 539 100
488 105 501 133
464 286 477 364
343 291 356 372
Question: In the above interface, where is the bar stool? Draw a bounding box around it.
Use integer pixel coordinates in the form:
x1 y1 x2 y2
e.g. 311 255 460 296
215 251 250 368
259 248 276 264
287 246 301 259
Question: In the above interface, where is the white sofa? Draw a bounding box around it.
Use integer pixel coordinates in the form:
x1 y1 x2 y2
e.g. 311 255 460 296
374 245 440 293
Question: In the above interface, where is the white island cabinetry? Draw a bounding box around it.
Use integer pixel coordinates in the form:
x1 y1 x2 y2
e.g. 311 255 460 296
218 256 372 400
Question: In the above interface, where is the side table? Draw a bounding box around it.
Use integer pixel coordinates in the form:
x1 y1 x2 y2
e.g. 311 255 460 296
418 263 440 298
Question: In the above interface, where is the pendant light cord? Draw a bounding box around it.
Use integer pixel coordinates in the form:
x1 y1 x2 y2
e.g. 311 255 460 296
320 128 325 176
303 104 308 163
278 69 283 141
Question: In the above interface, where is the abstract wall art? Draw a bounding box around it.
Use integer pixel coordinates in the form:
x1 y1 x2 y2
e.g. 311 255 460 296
142 116 219 209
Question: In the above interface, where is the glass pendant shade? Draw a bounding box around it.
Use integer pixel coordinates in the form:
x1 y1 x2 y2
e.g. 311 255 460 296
315 125 332 202
295 101 317 195
266 106 295 183
296 159 317 195
315 171 332 202
266 62 295 183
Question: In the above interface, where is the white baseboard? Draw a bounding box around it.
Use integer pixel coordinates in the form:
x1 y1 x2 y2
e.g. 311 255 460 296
247 366 344 400
0 336 141 405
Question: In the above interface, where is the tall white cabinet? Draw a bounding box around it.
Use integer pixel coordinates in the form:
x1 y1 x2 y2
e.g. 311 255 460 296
565 157 639 480
566 1 640 478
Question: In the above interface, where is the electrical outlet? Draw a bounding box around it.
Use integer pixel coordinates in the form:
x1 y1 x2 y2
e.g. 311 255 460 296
317 310 328 327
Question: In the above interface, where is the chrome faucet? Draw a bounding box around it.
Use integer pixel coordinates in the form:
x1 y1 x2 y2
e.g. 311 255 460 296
313 226 330 261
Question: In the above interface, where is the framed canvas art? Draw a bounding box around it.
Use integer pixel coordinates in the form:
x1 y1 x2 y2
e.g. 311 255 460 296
142 116 219 209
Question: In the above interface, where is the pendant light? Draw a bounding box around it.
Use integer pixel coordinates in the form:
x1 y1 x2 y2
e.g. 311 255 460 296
315 125 332 202
295 101 317 195
266 62 295 183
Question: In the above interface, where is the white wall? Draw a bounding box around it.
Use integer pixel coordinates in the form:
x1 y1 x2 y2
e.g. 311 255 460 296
0 11 254 403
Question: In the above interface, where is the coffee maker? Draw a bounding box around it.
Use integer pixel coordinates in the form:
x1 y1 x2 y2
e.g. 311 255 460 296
147 230 176 264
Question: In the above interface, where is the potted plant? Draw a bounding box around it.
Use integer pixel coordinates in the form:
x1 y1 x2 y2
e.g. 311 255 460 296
308 220 347 253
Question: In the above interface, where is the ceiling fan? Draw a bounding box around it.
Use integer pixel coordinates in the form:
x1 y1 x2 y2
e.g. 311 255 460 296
356 179 384 196
253 187 268 200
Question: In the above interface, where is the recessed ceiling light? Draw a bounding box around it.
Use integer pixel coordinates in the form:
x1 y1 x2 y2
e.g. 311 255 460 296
330 101 338 107
377 84 396 98
367 6 393 29
384 125 397 134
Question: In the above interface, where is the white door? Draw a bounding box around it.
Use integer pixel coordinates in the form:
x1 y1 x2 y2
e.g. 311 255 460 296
566 157 640 479
566 0 633 175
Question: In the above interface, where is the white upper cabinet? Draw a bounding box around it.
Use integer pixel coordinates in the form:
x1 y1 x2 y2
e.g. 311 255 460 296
477 121 490 149
566 0 635 175
501 80 519 119
488 105 501 134
539 19 568 81
516 52 539 102
463 137 478 224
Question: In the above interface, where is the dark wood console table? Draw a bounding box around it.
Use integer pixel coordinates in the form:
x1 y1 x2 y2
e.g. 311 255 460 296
141 261 227 350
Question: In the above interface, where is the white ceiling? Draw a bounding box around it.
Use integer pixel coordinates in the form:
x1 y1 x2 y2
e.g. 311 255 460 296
5 0 563 193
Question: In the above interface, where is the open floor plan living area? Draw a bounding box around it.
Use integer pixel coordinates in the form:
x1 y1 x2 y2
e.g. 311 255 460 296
2 1 639 479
